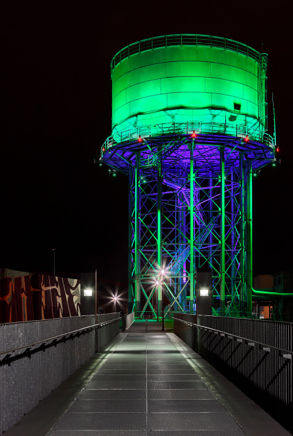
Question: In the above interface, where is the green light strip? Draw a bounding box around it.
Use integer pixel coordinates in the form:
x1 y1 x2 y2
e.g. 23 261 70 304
157 154 162 315
220 148 226 314
190 139 194 312
135 154 140 314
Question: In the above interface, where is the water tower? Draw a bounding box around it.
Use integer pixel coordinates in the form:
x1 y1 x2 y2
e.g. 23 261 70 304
100 34 276 318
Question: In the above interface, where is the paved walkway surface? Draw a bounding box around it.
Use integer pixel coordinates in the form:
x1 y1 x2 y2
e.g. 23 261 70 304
5 324 291 436
48 331 243 435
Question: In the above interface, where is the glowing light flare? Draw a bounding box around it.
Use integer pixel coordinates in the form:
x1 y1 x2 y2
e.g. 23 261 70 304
102 146 106 152
244 135 249 142
138 135 143 142
276 146 280 153
102 286 127 310
191 130 197 138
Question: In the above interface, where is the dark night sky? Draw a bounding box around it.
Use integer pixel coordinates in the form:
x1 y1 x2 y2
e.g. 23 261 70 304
1 0 292 284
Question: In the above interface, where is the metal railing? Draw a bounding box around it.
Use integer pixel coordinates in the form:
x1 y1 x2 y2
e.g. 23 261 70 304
0 317 121 363
101 121 274 156
173 317 292 359
111 34 261 70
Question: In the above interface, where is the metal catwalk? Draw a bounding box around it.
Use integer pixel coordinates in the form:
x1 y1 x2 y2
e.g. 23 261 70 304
5 328 290 436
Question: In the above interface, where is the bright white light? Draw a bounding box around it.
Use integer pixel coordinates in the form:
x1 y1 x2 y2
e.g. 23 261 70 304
155 280 159 285
161 269 165 275
113 296 118 302
200 288 209 297
84 289 93 297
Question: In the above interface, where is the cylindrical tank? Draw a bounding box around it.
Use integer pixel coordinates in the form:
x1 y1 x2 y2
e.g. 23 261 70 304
111 34 267 140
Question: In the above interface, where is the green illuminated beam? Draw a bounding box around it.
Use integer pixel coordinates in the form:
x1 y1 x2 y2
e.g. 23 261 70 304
140 286 157 317
128 167 134 313
157 153 162 317
220 148 225 315
135 154 140 314
246 164 253 314
190 139 194 312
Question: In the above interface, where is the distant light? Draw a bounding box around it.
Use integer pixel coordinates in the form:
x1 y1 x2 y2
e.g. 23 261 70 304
155 280 159 285
276 146 280 153
191 130 197 138
244 135 249 142
112 171 117 177
102 146 105 152
200 289 209 297
161 269 165 275
138 135 142 142
253 172 257 177
84 289 93 297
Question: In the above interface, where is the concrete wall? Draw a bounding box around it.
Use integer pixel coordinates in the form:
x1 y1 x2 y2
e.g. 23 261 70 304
0 313 120 435
125 312 134 329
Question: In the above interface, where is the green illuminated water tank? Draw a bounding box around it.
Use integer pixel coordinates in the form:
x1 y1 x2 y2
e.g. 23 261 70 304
111 34 267 140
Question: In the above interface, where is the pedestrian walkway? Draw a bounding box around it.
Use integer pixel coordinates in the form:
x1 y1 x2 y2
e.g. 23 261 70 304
5 325 290 436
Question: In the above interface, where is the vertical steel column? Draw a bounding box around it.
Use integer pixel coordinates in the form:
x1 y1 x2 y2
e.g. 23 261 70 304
135 154 140 315
231 167 235 307
174 193 179 302
190 139 194 313
239 153 245 316
183 193 187 294
246 162 253 316
209 172 213 272
128 166 134 314
178 192 187 308
157 155 163 319
220 148 226 315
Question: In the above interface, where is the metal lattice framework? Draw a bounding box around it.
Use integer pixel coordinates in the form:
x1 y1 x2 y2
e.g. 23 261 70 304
100 122 275 318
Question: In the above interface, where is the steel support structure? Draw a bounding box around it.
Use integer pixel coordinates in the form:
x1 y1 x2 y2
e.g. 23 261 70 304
101 125 275 318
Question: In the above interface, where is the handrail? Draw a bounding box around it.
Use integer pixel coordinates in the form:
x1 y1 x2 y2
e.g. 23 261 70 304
111 34 261 71
173 317 292 358
0 317 121 361
101 121 274 157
